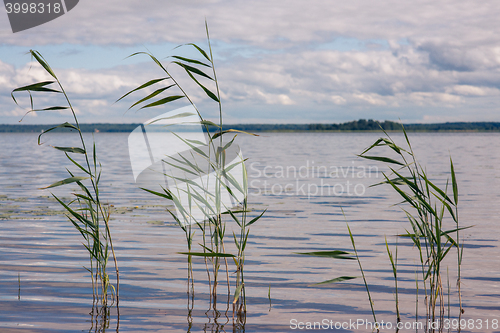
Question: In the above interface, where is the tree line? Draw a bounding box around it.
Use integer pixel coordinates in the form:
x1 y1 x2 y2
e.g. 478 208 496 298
2 119 500 132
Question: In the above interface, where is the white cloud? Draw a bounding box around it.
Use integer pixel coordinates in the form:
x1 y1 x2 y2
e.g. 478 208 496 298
352 93 387 106
447 85 500 97
408 92 463 106
1 0 498 49
2 0 500 123
0 61 15 89
330 95 346 105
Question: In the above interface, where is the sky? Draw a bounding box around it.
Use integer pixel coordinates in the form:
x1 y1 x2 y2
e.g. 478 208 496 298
1 0 500 125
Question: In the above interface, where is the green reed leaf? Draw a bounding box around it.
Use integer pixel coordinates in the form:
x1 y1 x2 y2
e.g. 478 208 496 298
385 237 397 278
182 186 217 217
186 43 211 62
212 129 258 140
369 176 407 188
177 153 205 173
296 250 355 260
222 135 237 151
450 158 458 205
12 81 54 91
146 111 196 125
440 244 453 261
140 95 184 109
359 138 385 155
443 225 473 235
198 244 214 253
116 77 169 102
223 170 245 196
181 65 219 102
68 216 88 239
401 125 413 152
64 153 91 175
228 210 241 227
73 193 93 202
41 176 89 189
171 56 211 67
30 50 57 79
140 187 173 200
233 283 244 304
388 167 421 194
414 192 436 216
166 208 187 231
134 52 170 74
241 229 250 252
53 146 85 154
38 122 79 145
185 138 208 146
436 196 457 222
174 61 213 80
171 132 208 158
357 155 404 165
224 158 245 174
383 174 418 209
200 120 220 128
420 172 453 204
165 154 200 172
75 180 95 202
233 231 240 250
128 84 175 110
311 276 357 286
245 209 267 227
163 160 199 177
52 194 95 229
36 106 69 111
12 81 60 95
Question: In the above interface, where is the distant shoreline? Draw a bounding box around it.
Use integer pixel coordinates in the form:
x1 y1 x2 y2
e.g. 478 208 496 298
1 119 500 133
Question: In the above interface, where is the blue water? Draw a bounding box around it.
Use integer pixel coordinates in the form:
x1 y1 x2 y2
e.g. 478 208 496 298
0 132 499 332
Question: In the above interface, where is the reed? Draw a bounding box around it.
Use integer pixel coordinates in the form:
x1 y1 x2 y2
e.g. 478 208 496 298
358 126 467 332
347 223 378 324
297 211 376 323
299 126 467 333
11 51 119 308
118 22 264 318
385 236 400 324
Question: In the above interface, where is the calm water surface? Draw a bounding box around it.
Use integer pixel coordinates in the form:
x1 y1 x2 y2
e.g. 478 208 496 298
0 132 499 332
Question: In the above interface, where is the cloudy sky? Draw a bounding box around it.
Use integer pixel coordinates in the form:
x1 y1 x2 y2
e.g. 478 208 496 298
1 0 500 124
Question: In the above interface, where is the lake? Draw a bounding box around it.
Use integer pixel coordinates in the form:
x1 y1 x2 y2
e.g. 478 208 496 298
0 132 499 332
